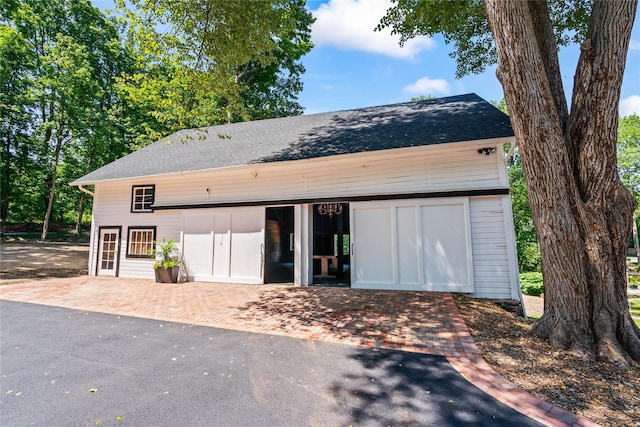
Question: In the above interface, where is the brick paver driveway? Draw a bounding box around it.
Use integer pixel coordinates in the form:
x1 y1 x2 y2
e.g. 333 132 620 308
0 276 477 358
0 276 593 426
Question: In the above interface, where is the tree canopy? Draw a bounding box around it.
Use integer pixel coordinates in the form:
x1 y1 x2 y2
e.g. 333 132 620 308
379 0 592 78
0 0 314 238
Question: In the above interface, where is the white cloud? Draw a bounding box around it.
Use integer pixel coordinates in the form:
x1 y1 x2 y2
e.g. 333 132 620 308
629 39 640 51
620 95 640 116
311 0 435 59
402 77 451 96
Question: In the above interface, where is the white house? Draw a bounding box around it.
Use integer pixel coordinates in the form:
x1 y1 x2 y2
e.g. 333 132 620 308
71 93 522 300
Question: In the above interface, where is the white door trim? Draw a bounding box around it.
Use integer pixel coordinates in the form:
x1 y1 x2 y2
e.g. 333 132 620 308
97 226 121 277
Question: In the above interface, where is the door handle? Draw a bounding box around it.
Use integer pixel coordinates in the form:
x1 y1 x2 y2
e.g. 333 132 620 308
260 243 264 266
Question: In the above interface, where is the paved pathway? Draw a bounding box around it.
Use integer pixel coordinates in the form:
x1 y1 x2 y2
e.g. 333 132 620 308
1 300 543 427
0 277 596 426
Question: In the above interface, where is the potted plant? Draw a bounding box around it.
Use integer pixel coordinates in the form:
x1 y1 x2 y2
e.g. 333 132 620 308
152 239 181 283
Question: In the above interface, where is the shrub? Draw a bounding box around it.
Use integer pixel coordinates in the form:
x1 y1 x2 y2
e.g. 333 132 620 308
520 272 544 296
151 239 181 269
517 242 542 273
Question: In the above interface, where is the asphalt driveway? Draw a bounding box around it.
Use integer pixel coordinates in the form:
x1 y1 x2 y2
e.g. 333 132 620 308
0 300 542 427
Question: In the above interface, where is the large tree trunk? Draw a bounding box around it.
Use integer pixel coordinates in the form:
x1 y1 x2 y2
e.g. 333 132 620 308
483 0 640 367
41 135 63 241
74 145 96 234
1 128 11 227
74 191 86 235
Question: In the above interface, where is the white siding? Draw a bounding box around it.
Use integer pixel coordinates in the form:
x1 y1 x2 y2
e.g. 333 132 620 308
148 141 503 207
91 184 182 279
86 141 519 301
468 196 516 299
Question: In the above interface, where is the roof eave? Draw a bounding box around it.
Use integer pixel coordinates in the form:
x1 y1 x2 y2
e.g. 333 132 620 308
68 135 515 186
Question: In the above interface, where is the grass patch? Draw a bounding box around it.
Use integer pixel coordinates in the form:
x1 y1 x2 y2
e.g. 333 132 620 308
629 299 640 316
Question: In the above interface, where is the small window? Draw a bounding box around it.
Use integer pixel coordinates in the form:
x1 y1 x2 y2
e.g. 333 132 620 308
131 185 155 212
127 226 156 258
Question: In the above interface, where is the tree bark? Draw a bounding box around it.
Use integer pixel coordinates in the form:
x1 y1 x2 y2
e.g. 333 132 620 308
633 213 639 264
41 133 63 241
74 145 96 234
1 128 12 227
74 191 86 235
483 0 640 367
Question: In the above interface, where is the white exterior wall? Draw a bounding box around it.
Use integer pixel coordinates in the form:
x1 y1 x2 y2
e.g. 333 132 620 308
90 184 182 279
87 139 520 300
469 196 520 299
150 140 503 207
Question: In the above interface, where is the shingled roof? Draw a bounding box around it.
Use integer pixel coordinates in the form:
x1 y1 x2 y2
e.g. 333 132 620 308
71 93 513 185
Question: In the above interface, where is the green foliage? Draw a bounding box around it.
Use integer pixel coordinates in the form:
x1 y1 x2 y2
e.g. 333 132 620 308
509 151 542 272
411 95 435 101
629 299 640 315
151 239 181 269
1 0 314 233
379 0 592 78
520 272 544 296
116 0 314 141
618 115 640 206
0 24 36 224
1 0 135 237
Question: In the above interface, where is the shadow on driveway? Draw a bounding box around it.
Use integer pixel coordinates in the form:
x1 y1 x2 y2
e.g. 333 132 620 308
1 300 541 427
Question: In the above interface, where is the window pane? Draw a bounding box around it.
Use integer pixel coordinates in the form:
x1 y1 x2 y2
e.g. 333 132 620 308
129 228 155 256
132 186 154 211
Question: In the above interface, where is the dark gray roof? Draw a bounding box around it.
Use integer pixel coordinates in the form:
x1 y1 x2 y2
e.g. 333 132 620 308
71 93 513 185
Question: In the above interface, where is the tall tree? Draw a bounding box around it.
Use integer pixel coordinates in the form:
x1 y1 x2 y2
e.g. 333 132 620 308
117 0 313 138
2 0 133 239
235 0 314 120
0 24 34 226
381 0 639 367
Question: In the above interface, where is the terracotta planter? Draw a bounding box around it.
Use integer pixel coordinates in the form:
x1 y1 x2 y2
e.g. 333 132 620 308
154 266 179 283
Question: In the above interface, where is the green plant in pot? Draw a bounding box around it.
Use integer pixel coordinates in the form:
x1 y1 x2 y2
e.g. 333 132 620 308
151 239 181 283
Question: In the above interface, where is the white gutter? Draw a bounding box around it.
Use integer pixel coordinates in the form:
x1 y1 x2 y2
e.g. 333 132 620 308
77 184 94 197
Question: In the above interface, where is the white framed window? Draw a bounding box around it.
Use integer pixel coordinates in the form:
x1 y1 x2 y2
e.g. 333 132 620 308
127 226 156 258
131 185 155 212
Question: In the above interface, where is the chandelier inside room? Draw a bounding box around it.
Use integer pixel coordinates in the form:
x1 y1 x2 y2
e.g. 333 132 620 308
317 203 343 218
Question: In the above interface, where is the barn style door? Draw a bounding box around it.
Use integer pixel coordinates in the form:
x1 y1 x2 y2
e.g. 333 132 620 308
182 208 265 284
350 198 473 292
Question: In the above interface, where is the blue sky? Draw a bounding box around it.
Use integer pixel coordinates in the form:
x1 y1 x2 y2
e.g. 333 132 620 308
95 0 640 116
300 0 640 116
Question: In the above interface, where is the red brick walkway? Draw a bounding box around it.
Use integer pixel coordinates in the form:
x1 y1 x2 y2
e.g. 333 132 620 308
0 277 596 427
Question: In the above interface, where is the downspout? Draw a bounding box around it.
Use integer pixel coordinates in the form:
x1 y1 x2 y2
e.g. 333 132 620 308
77 184 94 197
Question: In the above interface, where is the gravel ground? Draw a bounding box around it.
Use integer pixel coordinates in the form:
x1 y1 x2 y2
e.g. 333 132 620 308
0 242 89 284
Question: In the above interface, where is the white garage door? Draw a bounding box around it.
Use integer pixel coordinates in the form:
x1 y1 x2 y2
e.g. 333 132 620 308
182 213 214 278
182 207 265 284
350 198 473 292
